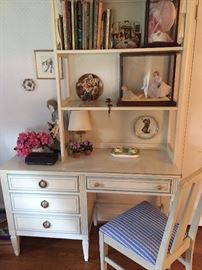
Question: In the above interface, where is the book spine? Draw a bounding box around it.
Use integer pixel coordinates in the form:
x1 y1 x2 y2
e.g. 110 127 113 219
105 9 111 49
71 0 75 50
65 0 72 50
96 0 103 49
61 0 68 50
89 0 93 49
77 0 83 49
93 0 99 49
86 2 90 49
82 1 87 49
74 0 78 49
57 14 65 50
108 9 112 49
101 10 106 49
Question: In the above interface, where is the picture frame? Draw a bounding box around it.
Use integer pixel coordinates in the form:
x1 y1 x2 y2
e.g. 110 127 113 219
117 52 177 107
134 115 159 139
34 50 63 79
144 0 180 47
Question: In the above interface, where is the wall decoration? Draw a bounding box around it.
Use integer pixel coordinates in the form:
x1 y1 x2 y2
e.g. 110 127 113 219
112 20 141 49
76 73 103 101
144 0 180 47
134 115 159 139
22 78 36 91
118 52 176 107
34 50 63 79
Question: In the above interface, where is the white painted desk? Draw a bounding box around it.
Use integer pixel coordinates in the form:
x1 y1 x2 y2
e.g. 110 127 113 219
0 149 180 261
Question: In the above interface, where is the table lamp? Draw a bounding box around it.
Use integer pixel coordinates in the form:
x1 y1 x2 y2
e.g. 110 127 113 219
68 110 92 141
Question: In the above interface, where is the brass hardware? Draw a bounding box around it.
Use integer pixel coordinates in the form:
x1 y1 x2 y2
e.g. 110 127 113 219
43 220 51 229
41 200 49 208
38 179 47 188
94 182 100 187
157 185 163 190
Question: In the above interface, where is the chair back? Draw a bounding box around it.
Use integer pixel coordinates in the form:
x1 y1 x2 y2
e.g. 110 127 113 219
156 168 202 267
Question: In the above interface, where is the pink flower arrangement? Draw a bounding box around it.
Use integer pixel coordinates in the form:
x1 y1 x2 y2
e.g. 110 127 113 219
14 131 52 157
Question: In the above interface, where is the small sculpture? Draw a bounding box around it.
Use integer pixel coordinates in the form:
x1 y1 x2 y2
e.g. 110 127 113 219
121 85 143 101
147 71 171 99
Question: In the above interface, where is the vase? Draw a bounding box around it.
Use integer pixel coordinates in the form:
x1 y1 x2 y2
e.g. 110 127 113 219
84 150 92 155
72 152 81 158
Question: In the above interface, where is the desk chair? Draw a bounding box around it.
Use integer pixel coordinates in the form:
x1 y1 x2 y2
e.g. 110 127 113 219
99 169 202 270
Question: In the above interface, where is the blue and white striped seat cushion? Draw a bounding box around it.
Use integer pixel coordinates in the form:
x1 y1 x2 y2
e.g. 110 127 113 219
100 201 177 265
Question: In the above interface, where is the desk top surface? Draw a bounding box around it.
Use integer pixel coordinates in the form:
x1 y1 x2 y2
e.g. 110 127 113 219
0 149 180 176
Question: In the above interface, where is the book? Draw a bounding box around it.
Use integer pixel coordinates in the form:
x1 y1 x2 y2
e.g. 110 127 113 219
71 0 75 50
93 0 99 49
65 0 72 50
74 0 78 49
96 0 103 49
61 0 68 49
77 0 83 49
57 14 65 49
105 9 112 49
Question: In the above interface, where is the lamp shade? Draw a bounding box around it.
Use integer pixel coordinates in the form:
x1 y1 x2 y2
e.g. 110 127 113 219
68 110 92 131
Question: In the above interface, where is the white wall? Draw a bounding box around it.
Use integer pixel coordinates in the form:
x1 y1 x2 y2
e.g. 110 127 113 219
0 0 57 206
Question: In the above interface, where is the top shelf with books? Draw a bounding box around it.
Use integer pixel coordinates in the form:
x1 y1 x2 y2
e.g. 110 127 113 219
53 0 183 52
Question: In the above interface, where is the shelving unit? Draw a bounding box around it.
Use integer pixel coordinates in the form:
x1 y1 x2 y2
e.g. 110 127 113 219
50 0 198 167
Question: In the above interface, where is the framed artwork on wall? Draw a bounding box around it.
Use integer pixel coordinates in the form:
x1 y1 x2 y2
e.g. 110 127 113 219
34 50 63 79
144 0 180 47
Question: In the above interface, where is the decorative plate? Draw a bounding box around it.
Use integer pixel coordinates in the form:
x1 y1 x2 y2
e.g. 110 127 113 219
76 73 103 101
134 115 159 139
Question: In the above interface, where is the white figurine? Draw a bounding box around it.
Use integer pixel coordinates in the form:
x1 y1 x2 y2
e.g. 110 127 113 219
148 71 171 99
121 85 143 101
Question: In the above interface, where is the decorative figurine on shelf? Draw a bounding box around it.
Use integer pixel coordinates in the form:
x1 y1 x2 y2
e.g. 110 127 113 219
147 71 171 99
105 98 113 116
47 99 68 152
76 73 103 101
121 85 144 101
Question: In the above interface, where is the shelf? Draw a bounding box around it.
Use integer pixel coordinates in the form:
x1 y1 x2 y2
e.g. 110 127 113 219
61 99 178 111
56 47 183 56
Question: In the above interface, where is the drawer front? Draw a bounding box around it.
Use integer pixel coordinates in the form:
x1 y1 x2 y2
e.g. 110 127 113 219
14 214 80 234
10 194 80 214
86 176 172 194
8 175 79 192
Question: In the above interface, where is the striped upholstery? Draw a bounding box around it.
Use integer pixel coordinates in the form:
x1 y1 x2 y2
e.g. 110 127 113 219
100 201 178 265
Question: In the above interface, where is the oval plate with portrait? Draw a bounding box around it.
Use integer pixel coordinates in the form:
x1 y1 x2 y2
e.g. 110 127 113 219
134 115 159 139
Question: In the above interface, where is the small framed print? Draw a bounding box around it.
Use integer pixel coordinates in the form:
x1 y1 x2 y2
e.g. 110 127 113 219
134 115 159 139
144 0 180 47
34 50 63 79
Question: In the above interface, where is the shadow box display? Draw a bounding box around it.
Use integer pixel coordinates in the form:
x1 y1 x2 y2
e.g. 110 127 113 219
117 52 177 107
144 0 180 47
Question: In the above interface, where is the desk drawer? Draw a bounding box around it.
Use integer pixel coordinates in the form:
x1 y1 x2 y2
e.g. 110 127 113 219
86 176 172 194
10 194 80 214
8 174 79 192
14 214 80 234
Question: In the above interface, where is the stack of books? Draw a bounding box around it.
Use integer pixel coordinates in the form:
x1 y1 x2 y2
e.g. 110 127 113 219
57 0 113 50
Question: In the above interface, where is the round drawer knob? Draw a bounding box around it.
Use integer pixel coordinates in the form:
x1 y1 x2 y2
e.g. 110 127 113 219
94 182 100 187
43 220 51 229
38 179 47 188
157 185 163 190
41 200 49 208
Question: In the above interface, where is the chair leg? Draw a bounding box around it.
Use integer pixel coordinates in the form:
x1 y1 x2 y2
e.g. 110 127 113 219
184 240 195 270
99 231 108 270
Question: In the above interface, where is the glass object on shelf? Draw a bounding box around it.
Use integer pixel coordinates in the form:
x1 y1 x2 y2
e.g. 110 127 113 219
144 0 180 47
117 52 177 106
